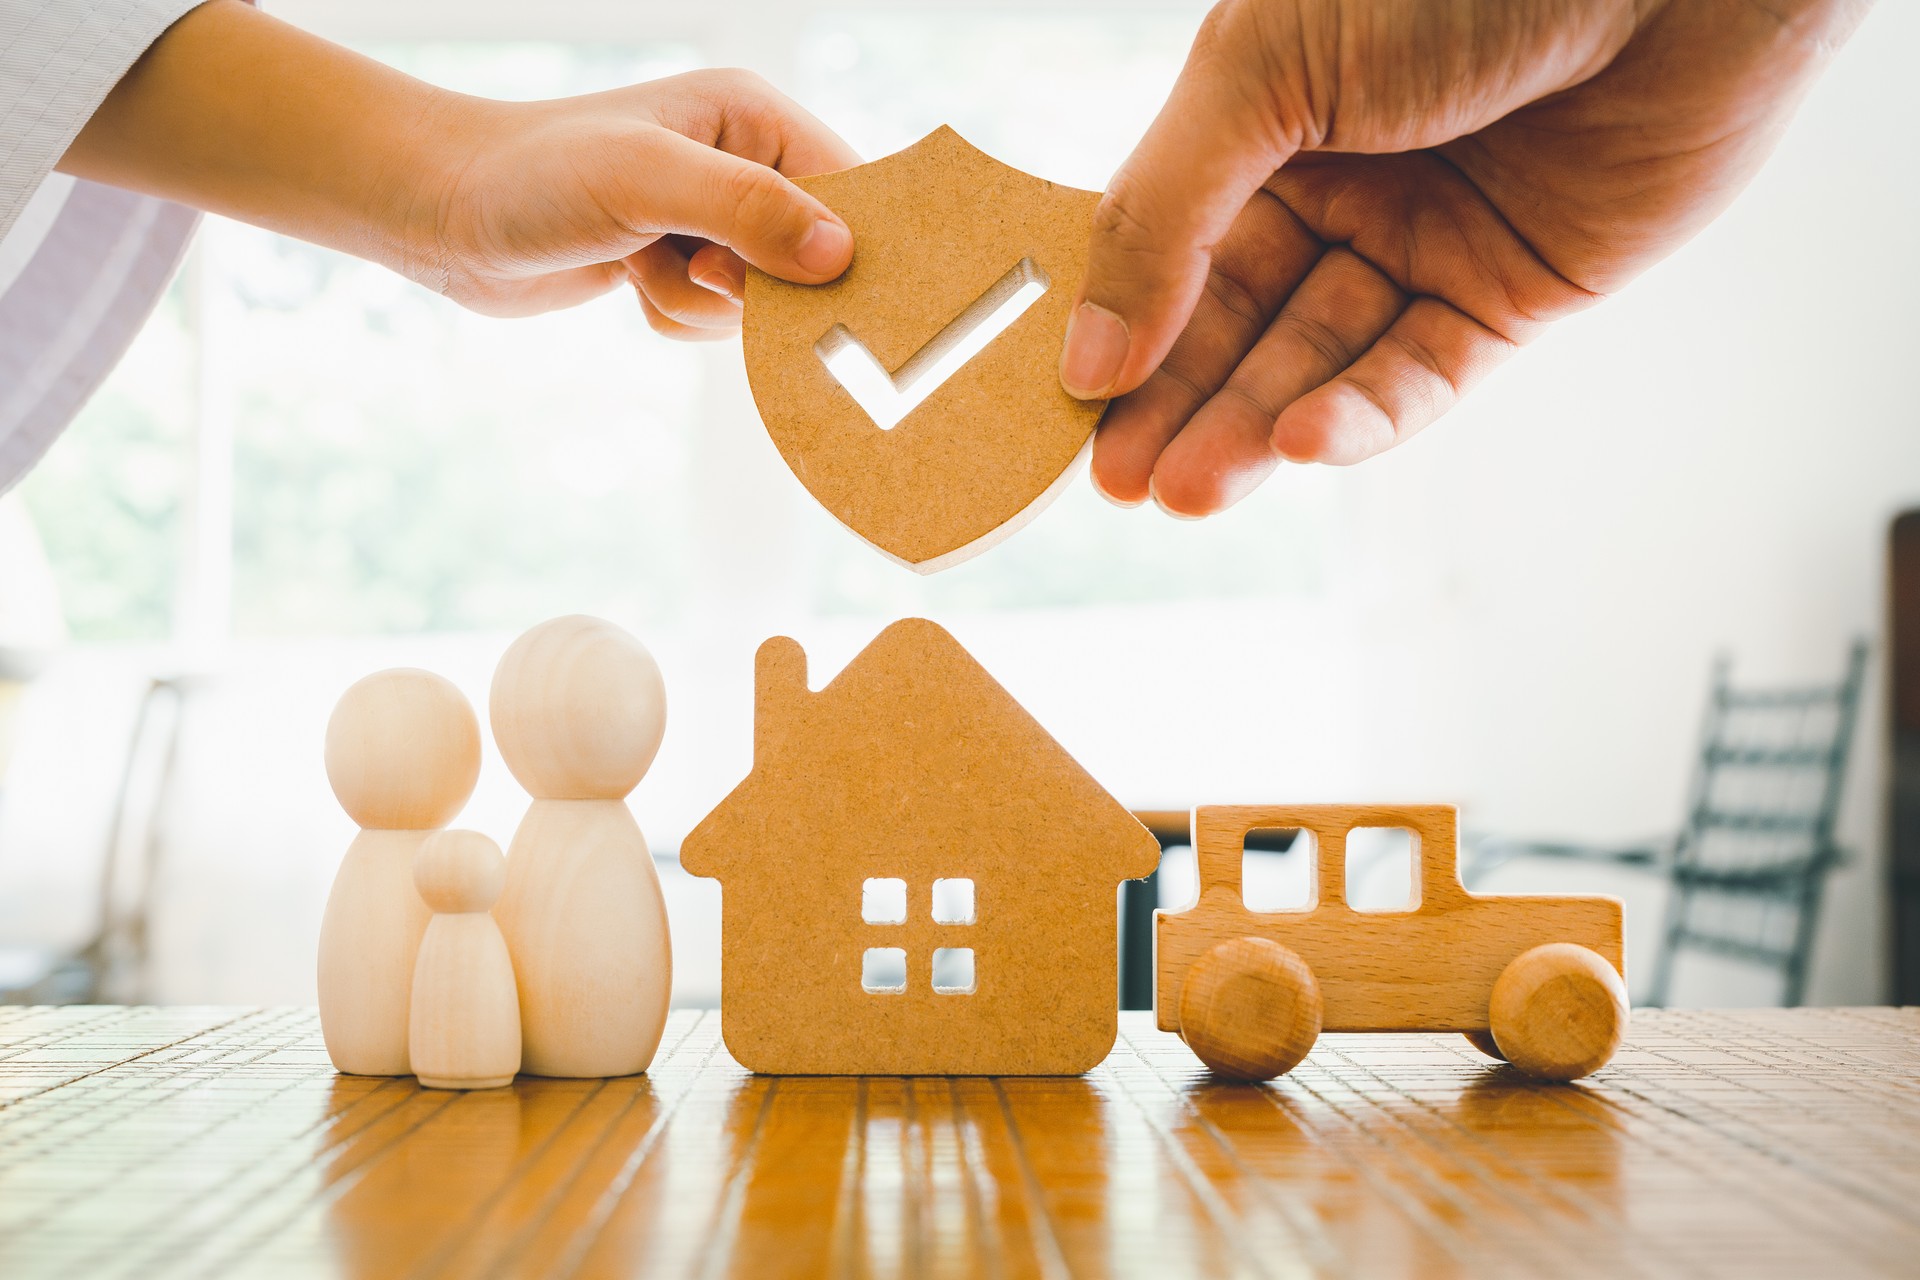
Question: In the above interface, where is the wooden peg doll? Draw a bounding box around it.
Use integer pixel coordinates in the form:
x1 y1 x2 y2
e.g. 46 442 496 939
410 829 521 1090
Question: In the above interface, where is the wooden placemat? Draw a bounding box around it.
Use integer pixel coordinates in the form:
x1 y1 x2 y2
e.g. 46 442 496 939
1 1005 1916 1277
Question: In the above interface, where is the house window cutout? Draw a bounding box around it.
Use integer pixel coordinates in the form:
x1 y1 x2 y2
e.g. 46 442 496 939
931 878 975 924
862 878 907 924
1347 827 1420 912
815 258 1050 430
862 947 907 993
1244 827 1315 912
932 947 975 994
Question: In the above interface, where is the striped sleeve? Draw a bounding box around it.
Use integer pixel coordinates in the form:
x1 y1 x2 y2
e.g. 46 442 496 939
0 0 208 239
0 0 209 495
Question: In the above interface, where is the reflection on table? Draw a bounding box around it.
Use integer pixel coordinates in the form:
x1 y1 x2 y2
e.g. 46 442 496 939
3 1006 1917 1278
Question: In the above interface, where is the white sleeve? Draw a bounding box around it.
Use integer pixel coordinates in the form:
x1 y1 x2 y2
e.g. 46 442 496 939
0 0 210 496
0 0 209 240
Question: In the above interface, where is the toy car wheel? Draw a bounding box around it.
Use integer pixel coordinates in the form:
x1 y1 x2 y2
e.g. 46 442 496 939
1462 1029 1506 1061
1178 937 1323 1082
1488 942 1629 1082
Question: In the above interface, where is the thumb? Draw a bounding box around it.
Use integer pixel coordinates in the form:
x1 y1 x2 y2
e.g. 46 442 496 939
1063 16 1299 399
638 128 853 284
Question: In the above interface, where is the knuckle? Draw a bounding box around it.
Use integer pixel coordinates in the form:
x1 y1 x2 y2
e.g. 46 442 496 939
681 66 764 102
1345 375 1395 421
1153 357 1213 409
1091 179 1163 252
726 95 793 152
1273 310 1352 373
1190 0 1316 148
1384 329 1459 402
1188 0 1269 101
1202 266 1266 330
1219 379 1282 425
1188 0 1243 66
1091 187 1141 242
708 66 771 97
1092 177 1214 290
720 163 799 248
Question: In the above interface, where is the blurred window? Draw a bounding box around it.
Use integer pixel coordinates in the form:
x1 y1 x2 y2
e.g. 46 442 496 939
16 6 1331 644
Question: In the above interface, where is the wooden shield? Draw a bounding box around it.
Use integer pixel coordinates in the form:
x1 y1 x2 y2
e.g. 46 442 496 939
742 127 1104 574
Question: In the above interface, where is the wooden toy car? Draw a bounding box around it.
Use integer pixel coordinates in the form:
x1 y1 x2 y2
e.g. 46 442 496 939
1156 805 1628 1082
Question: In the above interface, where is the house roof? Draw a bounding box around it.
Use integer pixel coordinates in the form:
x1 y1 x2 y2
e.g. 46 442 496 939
680 618 1156 885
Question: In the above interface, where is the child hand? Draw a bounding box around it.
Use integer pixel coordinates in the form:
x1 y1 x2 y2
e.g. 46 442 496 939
59 4 857 340
423 69 861 335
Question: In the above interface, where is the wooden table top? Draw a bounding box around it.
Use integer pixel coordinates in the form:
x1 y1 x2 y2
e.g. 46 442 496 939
1 1006 1916 1278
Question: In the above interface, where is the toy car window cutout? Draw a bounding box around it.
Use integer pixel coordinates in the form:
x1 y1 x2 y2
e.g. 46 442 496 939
862 878 907 925
1244 828 1315 913
1346 827 1420 912
931 947 975 995
931 878 975 924
862 947 908 994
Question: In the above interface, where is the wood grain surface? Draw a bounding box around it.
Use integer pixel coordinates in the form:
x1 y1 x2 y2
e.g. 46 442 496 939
2 1006 1917 1278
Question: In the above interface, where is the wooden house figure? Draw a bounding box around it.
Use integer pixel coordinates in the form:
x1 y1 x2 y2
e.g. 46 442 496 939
681 618 1160 1075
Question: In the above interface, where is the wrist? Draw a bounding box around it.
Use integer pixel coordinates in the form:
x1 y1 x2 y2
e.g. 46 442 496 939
60 2 520 294
366 88 508 296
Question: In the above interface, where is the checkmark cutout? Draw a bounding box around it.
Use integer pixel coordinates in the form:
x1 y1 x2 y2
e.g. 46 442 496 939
814 258 1051 431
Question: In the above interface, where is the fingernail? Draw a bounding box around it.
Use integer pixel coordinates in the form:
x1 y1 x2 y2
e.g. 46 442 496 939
1088 468 1146 509
692 269 739 302
1148 475 1206 522
1061 302 1128 399
796 218 852 276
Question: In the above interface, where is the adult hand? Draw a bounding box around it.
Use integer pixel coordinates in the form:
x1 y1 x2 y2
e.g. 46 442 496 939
1064 0 1869 515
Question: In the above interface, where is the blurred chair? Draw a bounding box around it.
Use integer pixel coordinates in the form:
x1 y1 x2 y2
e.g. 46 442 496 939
1467 641 1868 1007
1888 511 1920 1002
0 673 194 1004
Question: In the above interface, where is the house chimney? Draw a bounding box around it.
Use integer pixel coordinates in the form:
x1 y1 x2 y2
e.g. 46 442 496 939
754 636 809 758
